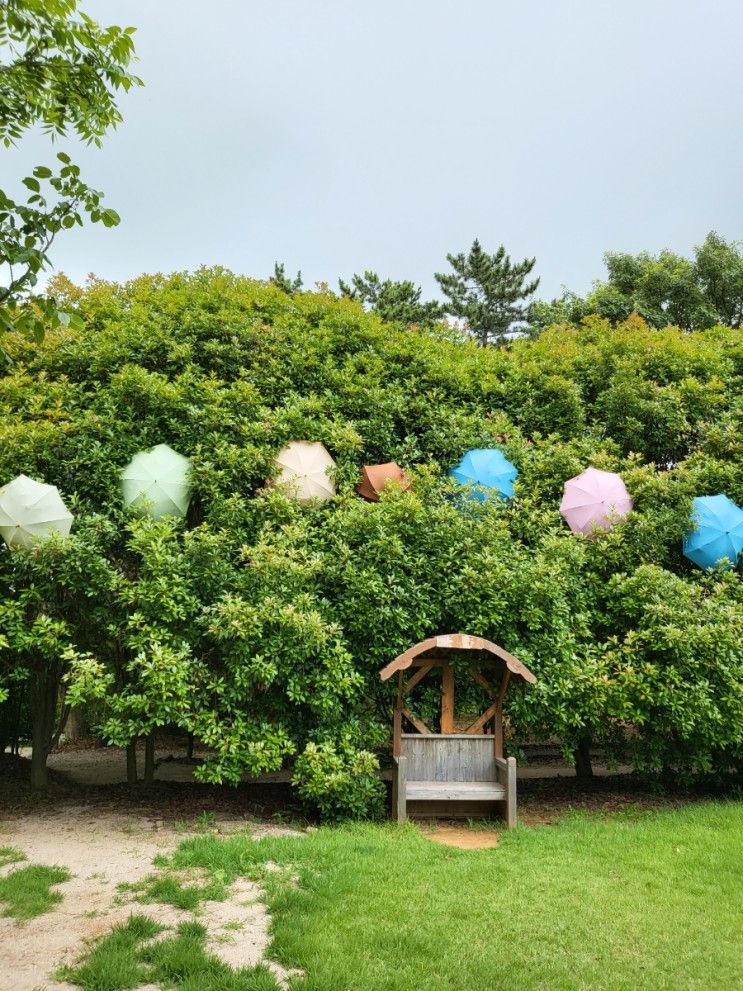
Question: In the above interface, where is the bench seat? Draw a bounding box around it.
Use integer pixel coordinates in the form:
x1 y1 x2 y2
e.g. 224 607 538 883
405 780 506 801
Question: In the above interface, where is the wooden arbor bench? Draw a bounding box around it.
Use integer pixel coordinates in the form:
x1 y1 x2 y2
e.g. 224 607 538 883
379 634 536 827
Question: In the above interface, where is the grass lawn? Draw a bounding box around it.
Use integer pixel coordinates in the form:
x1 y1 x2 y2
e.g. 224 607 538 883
0 862 70 923
65 801 743 991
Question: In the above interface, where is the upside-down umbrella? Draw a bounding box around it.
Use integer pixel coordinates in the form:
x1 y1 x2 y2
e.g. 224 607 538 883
356 462 411 502
683 494 743 570
121 444 192 520
273 441 336 504
560 467 633 535
0 474 73 549
448 448 518 501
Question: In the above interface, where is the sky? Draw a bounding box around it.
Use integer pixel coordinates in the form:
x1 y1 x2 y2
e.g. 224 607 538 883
5 0 743 302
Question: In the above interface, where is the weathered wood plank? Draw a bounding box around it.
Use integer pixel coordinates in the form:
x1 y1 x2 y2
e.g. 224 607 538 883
440 664 455 733
468 667 497 698
403 662 435 695
493 708 503 758
465 700 500 735
406 781 506 801
400 708 432 735
395 756 407 823
495 756 517 828
405 800 496 819
401 735 498 782
505 756 517 828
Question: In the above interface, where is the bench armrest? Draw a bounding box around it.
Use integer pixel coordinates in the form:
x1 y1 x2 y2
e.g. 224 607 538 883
494 756 517 828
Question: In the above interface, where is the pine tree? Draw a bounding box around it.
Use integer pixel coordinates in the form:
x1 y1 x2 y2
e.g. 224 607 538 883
435 239 539 346
338 271 443 327
270 262 303 294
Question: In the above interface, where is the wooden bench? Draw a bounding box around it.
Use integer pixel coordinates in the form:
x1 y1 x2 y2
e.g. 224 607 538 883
380 635 535 828
393 733 517 827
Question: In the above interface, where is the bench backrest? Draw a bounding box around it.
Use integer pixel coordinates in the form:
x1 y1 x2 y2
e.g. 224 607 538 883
400 734 496 782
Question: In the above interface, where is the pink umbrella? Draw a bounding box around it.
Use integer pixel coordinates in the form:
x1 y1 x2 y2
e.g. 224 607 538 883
560 468 632 535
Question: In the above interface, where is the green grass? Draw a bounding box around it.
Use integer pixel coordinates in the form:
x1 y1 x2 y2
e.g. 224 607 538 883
165 801 743 991
0 845 26 868
60 914 162 991
0 863 71 922
119 870 229 911
61 913 280 991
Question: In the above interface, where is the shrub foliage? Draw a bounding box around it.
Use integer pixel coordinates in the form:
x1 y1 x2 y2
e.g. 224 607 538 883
0 269 741 809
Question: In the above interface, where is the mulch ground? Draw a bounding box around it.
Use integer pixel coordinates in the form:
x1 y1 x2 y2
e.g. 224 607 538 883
1 751 733 828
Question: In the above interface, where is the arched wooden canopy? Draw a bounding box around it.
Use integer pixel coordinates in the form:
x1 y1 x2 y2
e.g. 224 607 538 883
379 633 536 684
380 633 536 756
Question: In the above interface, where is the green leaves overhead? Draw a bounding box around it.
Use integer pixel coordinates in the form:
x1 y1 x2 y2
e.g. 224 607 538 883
0 0 141 148
0 0 142 350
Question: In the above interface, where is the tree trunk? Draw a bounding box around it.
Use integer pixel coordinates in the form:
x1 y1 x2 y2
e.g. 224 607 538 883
126 741 138 785
574 735 594 779
29 669 57 789
187 732 194 759
143 732 155 785
64 706 86 742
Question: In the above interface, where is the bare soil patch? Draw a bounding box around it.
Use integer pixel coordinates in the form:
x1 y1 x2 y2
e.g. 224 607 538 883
422 824 500 849
0 805 300 991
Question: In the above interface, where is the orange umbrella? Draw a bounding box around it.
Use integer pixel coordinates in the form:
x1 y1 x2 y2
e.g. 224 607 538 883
356 462 410 502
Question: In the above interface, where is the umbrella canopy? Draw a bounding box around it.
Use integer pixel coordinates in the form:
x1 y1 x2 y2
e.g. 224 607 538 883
274 441 336 504
683 494 743 570
0 474 73 549
448 448 518 501
560 467 633 535
356 462 410 502
121 443 192 520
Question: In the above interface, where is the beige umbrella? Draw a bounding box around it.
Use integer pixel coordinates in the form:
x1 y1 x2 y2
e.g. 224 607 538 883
273 442 336 504
0 474 73 549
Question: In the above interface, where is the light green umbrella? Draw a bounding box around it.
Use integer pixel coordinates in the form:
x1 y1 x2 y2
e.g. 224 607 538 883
0 474 73 549
121 443 192 520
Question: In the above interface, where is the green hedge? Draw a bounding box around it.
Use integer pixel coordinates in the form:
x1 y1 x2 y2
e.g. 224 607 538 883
0 269 741 811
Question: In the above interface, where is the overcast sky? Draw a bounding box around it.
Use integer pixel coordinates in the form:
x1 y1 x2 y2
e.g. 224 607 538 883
5 0 743 301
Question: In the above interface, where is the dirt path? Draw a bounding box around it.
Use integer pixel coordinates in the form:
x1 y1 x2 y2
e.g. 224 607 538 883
0 809 300 991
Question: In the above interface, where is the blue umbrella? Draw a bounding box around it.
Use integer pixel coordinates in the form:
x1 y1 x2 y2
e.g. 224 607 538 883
449 448 518 501
683 494 743 570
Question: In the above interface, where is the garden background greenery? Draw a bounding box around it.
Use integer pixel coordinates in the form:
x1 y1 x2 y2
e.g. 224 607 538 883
0 268 740 815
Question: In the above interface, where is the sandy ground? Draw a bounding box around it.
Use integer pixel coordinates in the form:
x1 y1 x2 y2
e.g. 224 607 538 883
0 809 302 991
422 824 500 849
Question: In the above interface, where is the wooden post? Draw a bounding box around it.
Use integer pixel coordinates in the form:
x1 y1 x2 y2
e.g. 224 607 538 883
494 706 503 758
493 668 510 756
440 663 454 733
392 707 402 757
395 756 407 823
505 756 517 828
393 672 403 757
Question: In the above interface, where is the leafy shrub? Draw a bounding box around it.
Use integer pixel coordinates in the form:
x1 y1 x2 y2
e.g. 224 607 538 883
0 268 740 808
293 740 386 821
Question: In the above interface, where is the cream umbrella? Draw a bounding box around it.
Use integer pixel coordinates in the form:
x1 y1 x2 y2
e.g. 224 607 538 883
0 474 73 549
273 441 336 504
121 443 192 519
